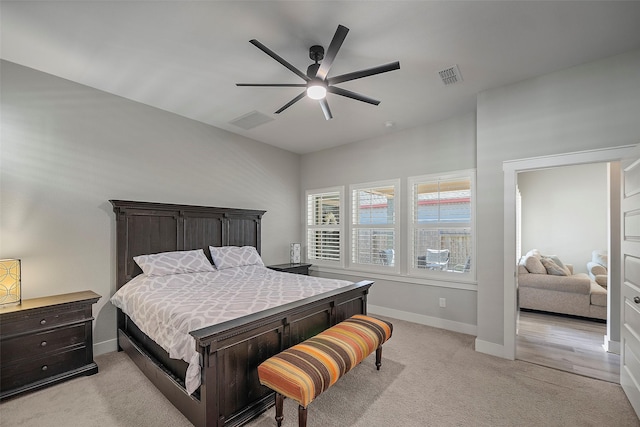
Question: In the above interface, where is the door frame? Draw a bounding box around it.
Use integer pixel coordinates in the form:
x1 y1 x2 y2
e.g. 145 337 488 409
503 144 636 360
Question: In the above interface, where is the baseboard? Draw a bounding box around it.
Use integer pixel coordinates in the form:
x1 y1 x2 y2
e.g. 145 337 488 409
94 338 118 356
604 336 621 355
475 338 509 359
367 305 477 336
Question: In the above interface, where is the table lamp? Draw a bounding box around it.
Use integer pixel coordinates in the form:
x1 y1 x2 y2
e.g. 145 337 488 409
0 259 21 306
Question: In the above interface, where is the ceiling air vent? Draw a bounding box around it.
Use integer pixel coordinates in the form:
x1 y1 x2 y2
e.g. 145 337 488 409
438 65 463 86
229 111 274 130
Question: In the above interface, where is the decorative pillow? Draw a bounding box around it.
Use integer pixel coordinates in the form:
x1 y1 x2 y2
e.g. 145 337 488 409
134 249 216 277
524 256 547 274
209 246 264 270
540 257 569 276
544 255 566 269
525 249 542 259
592 250 608 267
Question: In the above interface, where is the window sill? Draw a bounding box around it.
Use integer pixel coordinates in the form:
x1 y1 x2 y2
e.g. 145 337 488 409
311 265 478 291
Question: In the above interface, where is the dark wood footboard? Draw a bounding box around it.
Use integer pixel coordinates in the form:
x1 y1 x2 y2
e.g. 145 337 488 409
118 280 372 427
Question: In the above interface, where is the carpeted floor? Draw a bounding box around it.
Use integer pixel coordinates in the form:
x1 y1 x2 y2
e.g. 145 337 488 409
2 317 638 426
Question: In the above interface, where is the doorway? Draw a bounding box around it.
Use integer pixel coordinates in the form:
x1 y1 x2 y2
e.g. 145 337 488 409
503 145 634 362
515 163 618 381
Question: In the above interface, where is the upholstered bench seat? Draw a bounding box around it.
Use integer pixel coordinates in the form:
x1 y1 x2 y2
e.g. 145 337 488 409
257 314 393 427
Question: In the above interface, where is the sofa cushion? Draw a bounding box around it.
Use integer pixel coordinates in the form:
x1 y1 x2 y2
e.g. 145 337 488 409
525 256 547 274
595 275 607 289
518 272 591 295
590 281 607 307
540 257 569 276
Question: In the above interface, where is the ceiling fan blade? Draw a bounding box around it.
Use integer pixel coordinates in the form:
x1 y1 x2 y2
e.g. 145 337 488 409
327 61 400 85
236 83 307 87
315 25 349 80
275 91 307 114
250 39 310 82
327 86 380 105
319 99 333 120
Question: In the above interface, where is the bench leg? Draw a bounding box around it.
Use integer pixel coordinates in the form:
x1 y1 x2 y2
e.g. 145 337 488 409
298 404 307 427
376 346 383 370
275 393 284 427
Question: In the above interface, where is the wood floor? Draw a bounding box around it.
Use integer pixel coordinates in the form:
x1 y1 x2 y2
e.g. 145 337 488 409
516 310 620 383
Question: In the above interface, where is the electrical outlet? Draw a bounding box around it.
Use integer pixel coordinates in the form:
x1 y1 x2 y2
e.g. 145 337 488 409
439 298 446 308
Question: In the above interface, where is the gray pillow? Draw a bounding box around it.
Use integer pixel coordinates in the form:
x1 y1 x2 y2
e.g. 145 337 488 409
545 255 566 269
540 257 569 276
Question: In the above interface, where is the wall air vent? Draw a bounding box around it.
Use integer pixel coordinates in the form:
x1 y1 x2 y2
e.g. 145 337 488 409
438 64 463 86
229 111 274 130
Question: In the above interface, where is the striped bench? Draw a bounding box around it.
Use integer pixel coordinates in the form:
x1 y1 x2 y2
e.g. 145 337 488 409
257 314 393 427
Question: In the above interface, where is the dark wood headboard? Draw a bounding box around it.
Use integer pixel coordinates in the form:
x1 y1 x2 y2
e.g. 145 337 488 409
110 200 266 289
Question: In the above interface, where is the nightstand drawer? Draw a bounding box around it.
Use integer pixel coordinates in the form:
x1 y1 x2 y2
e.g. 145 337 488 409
0 307 89 338
1 323 87 364
0 346 88 391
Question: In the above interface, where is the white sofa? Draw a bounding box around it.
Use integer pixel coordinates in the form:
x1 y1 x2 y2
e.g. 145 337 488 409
518 251 607 320
587 249 608 289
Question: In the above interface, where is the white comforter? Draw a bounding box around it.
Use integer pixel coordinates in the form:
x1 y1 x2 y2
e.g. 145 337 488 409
110 265 353 394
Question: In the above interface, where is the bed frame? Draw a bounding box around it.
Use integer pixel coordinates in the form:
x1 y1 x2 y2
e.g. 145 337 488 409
110 200 373 427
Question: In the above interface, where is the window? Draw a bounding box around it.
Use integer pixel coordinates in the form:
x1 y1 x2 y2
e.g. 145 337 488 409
409 171 474 275
351 180 400 270
306 187 343 266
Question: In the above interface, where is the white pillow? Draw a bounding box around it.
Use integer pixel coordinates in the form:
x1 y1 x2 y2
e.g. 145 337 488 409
134 249 216 277
209 246 264 270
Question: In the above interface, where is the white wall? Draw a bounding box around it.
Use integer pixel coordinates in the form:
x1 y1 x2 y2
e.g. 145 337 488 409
0 60 302 354
476 49 640 351
518 163 608 274
300 112 478 333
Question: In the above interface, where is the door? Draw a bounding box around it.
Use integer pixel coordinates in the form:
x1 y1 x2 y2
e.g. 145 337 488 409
620 146 640 416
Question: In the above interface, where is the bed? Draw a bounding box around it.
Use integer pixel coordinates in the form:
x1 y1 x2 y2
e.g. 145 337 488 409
110 200 373 427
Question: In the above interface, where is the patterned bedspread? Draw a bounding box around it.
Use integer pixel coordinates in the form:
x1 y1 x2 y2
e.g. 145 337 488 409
110 265 353 394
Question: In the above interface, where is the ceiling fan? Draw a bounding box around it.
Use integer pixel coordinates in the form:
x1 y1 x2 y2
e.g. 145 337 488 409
236 24 400 120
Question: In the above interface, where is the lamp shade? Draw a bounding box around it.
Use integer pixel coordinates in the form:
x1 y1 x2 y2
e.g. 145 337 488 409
0 259 21 306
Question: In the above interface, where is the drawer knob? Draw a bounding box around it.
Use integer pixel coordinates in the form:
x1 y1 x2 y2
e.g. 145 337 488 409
40 341 47 347
40 319 47 325
41 365 48 371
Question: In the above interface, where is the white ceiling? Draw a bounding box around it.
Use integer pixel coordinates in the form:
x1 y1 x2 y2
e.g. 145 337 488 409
2 1 640 154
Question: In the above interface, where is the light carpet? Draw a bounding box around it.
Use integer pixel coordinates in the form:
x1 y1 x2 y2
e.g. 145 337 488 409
1 317 638 426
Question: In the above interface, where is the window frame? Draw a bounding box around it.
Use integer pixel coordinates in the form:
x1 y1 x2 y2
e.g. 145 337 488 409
407 170 476 279
349 179 401 274
305 186 345 268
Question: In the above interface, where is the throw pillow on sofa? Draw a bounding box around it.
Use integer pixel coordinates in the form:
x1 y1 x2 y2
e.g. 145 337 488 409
540 257 569 276
524 256 547 274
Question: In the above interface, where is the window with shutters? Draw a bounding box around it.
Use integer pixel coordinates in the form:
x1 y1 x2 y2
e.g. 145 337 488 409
409 171 474 276
306 187 344 266
350 180 400 271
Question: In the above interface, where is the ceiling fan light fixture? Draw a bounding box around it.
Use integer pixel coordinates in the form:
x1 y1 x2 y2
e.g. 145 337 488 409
306 80 327 100
237 25 400 118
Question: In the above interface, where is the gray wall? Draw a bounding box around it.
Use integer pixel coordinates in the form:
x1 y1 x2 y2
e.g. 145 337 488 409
301 112 478 333
518 163 608 274
300 48 640 351
0 60 301 354
476 49 640 349
3 47 639 359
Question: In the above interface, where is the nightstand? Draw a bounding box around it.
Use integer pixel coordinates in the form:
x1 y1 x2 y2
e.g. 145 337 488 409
0 290 101 400
267 263 312 276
